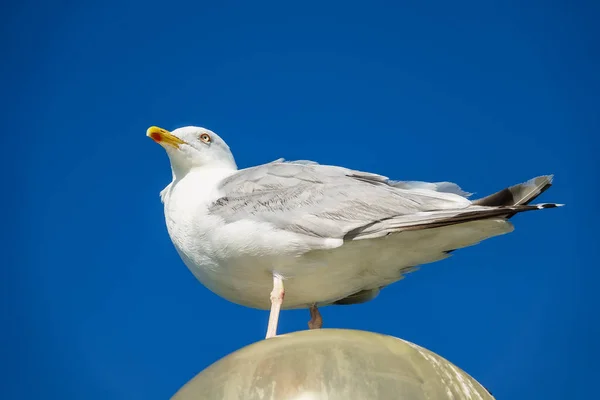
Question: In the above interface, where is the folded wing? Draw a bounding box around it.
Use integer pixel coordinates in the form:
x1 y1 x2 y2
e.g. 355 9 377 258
210 160 559 241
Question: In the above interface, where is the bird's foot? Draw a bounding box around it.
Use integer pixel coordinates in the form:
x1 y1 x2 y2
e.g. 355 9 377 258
308 304 323 329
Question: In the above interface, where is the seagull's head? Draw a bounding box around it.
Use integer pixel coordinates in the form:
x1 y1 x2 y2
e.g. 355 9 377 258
147 125 237 176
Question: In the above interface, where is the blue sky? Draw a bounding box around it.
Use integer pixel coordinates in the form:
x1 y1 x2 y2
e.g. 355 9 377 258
4 1 598 398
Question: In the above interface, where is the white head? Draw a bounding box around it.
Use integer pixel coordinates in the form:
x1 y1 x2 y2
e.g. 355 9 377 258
147 125 237 179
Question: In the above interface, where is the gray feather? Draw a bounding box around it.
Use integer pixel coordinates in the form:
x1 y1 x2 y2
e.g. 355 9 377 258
390 180 473 197
472 175 555 219
211 162 560 241
212 162 472 239
472 175 553 207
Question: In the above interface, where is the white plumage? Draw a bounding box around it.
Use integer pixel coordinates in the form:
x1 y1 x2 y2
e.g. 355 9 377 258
147 125 561 338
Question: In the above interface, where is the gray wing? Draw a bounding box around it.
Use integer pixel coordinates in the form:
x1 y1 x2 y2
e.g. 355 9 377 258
226 158 472 196
210 160 555 240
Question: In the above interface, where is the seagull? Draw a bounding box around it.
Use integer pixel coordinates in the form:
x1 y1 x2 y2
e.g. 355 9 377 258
147 125 561 339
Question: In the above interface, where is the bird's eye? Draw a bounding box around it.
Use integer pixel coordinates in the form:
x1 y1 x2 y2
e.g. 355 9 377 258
199 133 211 143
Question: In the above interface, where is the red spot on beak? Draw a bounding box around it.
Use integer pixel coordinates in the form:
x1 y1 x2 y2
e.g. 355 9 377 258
150 132 162 142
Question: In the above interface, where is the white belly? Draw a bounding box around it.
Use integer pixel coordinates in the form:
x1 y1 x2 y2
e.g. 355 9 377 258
173 218 514 310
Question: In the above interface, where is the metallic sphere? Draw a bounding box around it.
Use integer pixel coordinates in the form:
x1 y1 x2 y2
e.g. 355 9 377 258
172 329 494 400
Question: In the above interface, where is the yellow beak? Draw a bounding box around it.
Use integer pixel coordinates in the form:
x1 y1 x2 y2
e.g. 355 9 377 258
146 126 186 149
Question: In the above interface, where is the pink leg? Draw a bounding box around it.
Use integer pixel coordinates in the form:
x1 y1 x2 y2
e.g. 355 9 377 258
266 275 285 339
308 304 323 329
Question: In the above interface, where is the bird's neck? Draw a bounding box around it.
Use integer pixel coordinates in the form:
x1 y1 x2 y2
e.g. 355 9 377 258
161 166 235 241
178 164 236 183
166 165 237 205
170 157 237 182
